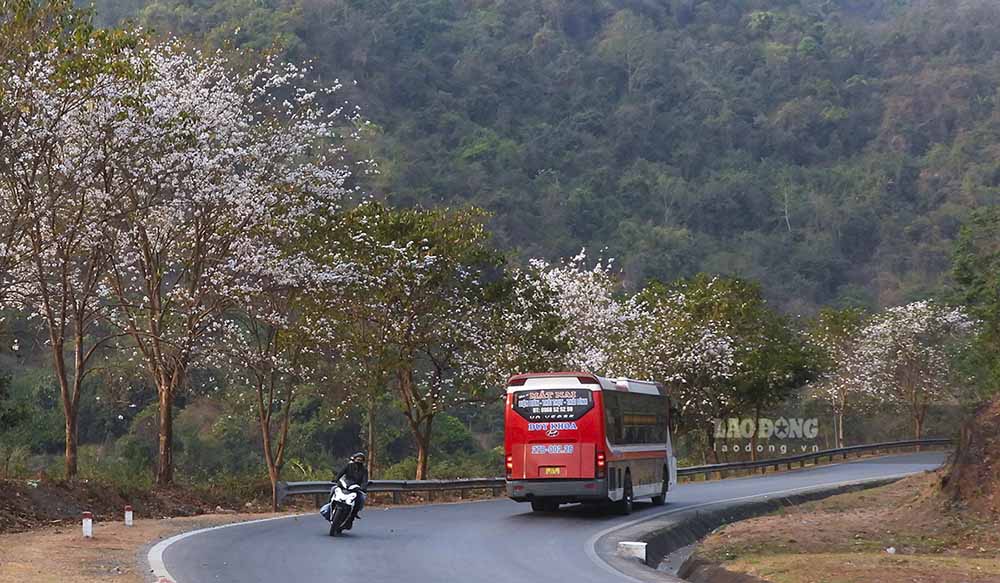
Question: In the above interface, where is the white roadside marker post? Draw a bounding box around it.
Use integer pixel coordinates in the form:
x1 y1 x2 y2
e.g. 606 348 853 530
125 505 134 527
617 541 647 563
82 511 93 538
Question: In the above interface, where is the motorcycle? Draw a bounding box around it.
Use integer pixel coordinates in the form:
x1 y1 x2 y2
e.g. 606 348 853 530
321 477 363 536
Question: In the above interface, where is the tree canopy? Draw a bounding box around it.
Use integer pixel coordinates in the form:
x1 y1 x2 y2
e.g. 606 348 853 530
88 0 1000 312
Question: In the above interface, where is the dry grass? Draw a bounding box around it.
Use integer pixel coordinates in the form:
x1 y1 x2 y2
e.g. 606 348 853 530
0 512 288 583
695 471 1000 583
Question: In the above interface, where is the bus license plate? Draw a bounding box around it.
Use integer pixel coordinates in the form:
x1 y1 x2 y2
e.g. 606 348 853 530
543 467 562 476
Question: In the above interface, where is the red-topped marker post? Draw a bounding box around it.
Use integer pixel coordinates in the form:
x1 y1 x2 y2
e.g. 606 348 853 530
82 511 93 538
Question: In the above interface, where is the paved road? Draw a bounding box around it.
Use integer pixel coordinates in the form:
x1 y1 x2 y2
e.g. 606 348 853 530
161 452 944 583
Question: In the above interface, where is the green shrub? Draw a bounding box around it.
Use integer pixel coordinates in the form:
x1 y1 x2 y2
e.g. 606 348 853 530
78 444 154 495
0 445 29 478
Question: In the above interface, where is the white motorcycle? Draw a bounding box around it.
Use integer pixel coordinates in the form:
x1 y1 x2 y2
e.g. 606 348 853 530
321 477 363 536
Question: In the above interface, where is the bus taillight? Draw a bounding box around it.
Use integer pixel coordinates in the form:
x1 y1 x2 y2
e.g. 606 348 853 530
506 454 514 478
596 451 606 478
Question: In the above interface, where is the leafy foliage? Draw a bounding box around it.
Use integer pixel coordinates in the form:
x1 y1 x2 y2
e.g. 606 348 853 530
953 207 1000 392
87 0 1000 311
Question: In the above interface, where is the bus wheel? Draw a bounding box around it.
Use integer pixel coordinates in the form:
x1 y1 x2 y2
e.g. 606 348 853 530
616 476 634 515
651 473 667 506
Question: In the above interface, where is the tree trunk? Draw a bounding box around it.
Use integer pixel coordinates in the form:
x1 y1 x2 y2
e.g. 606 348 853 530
914 411 924 451
259 410 278 512
51 334 79 480
366 397 376 479
267 465 280 513
63 408 78 479
157 386 174 486
750 406 760 462
836 410 845 449
707 425 721 464
414 416 434 480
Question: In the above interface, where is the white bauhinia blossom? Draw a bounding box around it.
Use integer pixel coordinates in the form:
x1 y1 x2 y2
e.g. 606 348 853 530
320 203 566 479
854 300 976 438
204 245 355 510
81 40 364 485
525 250 631 373
0 22 148 478
806 308 867 448
522 253 738 394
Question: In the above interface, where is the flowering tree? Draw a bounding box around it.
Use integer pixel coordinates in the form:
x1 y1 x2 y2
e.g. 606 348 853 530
807 307 867 448
624 276 812 462
522 259 748 460
0 1 140 477
855 300 975 439
626 277 744 461
328 202 560 479
210 242 353 510
525 251 631 373
93 42 361 485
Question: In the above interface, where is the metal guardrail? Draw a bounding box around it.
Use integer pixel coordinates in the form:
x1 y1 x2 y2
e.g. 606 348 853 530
278 477 506 505
277 438 952 506
676 437 952 480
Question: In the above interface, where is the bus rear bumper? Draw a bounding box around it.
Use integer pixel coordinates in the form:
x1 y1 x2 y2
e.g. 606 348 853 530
506 479 608 502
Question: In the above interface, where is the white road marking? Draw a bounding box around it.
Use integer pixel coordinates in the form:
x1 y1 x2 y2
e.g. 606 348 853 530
147 514 303 583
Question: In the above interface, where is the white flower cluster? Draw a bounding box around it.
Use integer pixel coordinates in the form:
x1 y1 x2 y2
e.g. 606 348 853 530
854 300 974 403
522 254 740 425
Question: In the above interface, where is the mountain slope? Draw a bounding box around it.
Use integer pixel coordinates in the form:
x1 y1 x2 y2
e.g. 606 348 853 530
91 0 1000 311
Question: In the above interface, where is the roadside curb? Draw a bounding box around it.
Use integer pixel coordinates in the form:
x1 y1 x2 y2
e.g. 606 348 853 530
592 473 921 583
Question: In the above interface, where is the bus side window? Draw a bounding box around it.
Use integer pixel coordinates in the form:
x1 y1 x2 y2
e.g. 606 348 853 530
604 391 623 444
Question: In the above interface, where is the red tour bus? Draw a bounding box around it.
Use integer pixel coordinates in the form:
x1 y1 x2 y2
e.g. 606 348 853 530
504 372 677 513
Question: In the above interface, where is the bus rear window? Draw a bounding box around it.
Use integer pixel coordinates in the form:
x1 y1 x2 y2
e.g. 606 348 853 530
512 389 594 421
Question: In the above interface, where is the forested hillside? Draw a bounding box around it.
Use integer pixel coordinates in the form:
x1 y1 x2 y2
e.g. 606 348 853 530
3 0 997 498
87 0 1000 312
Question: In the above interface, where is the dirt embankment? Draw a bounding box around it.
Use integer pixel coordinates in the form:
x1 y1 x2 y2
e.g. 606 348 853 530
0 478 268 534
688 396 1000 583
943 396 1000 515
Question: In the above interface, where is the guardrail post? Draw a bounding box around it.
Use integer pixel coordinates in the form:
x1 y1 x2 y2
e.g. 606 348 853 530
427 490 435 502
492 486 502 497
314 493 322 509
392 491 402 504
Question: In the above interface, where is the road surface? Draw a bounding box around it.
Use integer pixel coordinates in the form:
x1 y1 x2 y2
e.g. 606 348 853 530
159 451 945 583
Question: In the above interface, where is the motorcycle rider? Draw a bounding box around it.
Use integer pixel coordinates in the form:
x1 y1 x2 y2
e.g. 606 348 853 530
333 452 369 529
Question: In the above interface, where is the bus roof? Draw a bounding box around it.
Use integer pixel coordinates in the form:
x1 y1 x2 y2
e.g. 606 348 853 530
506 372 666 396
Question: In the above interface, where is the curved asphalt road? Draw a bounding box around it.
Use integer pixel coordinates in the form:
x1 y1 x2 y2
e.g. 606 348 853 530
161 451 945 583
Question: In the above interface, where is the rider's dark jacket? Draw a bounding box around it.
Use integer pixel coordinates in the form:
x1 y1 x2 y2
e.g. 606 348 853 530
335 462 369 490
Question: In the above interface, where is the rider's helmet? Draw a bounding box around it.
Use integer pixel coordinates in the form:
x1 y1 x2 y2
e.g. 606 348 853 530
350 452 367 464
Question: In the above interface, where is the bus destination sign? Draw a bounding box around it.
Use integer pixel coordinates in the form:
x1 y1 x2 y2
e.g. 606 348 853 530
513 389 594 421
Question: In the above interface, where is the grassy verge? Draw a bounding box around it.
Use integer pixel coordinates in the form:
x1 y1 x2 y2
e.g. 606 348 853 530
692 471 1000 583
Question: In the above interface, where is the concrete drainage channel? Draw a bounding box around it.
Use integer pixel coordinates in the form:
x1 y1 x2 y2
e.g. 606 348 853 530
596 475 913 583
